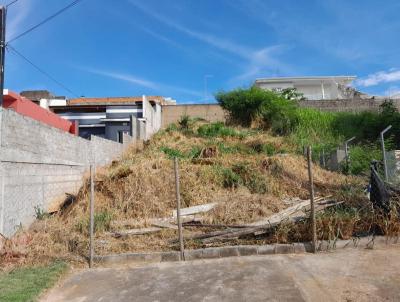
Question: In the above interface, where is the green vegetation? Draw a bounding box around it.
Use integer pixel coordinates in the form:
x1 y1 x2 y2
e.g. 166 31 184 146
160 146 202 159
216 86 400 175
160 146 186 159
76 211 113 234
178 115 191 131
213 162 267 194
0 261 67 302
218 166 241 189
216 87 298 134
33 206 50 220
197 122 246 138
232 162 267 194
247 140 277 155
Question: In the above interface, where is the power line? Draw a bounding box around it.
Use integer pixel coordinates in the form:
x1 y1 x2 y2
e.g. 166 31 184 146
7 0 84 43
6 0 19 8
7 44 79 97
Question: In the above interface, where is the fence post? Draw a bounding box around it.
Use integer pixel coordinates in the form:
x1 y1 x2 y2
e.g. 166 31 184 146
344 136 356 172
307 146 317 253
174 157 185 261
380 125 392 182
89 164 95 268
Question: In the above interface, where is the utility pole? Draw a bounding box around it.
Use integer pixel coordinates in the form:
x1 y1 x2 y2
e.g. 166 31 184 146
0 6 6 107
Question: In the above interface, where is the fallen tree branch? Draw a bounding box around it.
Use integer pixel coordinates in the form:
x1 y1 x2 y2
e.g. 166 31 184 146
200 198 341 244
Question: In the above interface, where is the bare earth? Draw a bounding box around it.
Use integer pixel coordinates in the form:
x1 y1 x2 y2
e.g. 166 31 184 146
42 246 400 302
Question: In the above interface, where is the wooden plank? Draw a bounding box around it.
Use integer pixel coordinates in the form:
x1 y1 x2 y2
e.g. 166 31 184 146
172 202 218 218
245 196 327 227
151 221 178 230
108 227 162 238
182 223 247 228
111 215 202 228
201 199 341 243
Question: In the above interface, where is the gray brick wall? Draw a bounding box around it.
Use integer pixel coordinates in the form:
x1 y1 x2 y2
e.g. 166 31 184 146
0 108 129 237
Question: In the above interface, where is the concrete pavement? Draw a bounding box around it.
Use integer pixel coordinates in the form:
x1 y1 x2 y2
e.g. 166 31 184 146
42 246 400 302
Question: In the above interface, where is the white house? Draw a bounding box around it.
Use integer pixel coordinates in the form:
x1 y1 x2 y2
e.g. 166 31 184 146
254 76 357 100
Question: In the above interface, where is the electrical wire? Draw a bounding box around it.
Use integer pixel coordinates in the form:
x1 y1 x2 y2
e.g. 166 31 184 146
6 0 19 8
7 0 84 43
7 44 79 97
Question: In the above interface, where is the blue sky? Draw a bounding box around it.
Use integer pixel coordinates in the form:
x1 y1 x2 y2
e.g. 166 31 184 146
3 0 400 103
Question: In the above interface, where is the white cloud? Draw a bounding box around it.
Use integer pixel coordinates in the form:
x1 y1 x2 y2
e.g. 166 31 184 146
83 67 202 97
85 68 158 89
356 69 400 87
129 0 289 82
139 26 184 49
232 46 290 82
129 0 251 59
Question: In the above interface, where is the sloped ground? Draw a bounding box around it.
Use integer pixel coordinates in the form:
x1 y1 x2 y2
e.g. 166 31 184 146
0 122 375 268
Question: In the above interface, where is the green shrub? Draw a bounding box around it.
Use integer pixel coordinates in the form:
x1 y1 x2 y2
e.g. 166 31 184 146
216 86 298 134
232 162 267 194
178 115 191 130
221 167 241 188
197 122 245 138
248 141 276 155
160 146 185 159
187 146 202 159
345 144 382 175
165 123 178 132
217 142 254 154
34 206 50 220
76 211 113 234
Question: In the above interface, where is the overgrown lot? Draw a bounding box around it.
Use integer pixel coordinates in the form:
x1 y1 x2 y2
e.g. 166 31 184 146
1 87 399 269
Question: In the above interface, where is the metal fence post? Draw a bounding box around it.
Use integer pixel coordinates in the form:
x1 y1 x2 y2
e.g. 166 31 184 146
89 164 95 268
344 136 356 172
380 125 392 182
307 146 317 253
174 157 185 261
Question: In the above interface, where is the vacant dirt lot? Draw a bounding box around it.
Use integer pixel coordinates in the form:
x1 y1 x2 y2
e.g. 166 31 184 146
42 246 400 302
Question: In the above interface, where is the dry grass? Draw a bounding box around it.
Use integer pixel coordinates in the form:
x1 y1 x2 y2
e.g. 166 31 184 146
1 122 389 268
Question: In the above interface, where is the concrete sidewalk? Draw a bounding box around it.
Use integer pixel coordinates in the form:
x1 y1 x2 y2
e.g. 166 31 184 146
42 246 400 302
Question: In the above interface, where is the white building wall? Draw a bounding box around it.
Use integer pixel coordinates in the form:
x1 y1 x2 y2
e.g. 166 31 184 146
255 77 355 100
293 84 336 100
141 96 162 140
256 82 294 92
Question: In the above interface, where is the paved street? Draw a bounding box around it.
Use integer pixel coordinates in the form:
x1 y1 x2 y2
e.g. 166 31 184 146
42 246 400 302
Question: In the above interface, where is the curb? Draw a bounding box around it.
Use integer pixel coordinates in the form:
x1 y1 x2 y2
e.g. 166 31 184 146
93 236 399 265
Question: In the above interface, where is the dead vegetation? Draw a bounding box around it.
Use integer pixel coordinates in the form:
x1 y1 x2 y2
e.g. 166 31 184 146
1 121 398 269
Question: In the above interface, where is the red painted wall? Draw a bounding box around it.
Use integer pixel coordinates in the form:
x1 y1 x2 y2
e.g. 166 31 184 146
3 90 77 135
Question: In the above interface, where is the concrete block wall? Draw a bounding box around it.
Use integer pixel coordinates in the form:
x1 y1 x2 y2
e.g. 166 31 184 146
298 98 386 113
161 104 226 128
0 108 130 237
161 99 400 128
90 135 124 166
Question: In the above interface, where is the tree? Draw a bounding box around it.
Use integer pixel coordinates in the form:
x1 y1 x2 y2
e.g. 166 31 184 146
380 100 398 117
280 88 305 101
